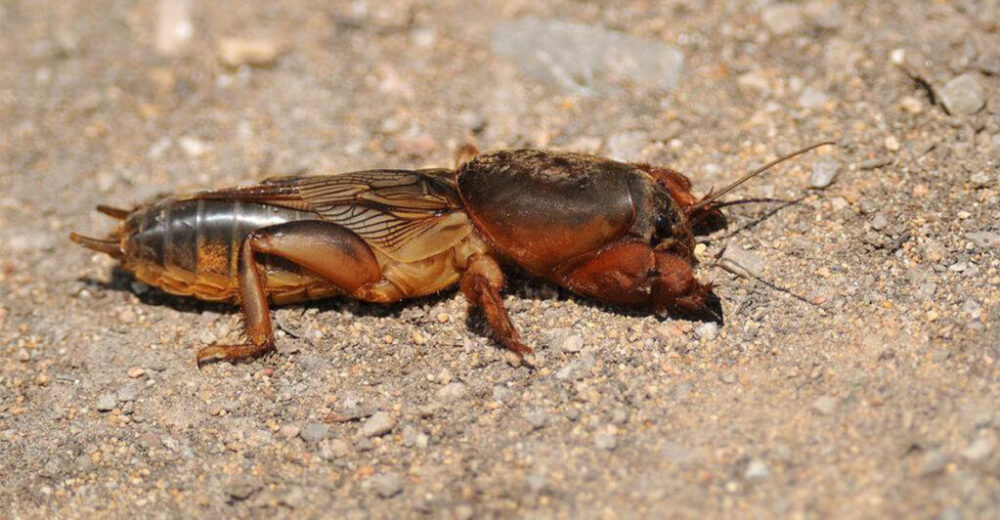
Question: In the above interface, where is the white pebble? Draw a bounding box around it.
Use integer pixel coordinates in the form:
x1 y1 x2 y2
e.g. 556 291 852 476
371 473 402 498
695 322 719 341
218 38 279 67
745 458 770 479
362 412 396 437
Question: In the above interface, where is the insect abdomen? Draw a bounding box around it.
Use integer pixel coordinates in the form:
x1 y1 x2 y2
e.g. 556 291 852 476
122 199 333 302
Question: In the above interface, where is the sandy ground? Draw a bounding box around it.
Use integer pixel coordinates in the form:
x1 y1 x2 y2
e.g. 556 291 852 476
1 1 998 518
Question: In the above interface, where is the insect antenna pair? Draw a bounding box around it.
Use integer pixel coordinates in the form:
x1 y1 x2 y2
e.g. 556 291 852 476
685 140 836 227
686 140 837 314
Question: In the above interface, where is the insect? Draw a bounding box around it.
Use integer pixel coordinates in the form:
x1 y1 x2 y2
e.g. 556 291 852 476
71 142 832 365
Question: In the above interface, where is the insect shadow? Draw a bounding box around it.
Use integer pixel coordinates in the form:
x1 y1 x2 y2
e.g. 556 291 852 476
78 267 454 320
79 263 723 353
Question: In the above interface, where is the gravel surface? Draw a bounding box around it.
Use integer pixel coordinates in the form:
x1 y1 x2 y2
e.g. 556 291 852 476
2 1 999 518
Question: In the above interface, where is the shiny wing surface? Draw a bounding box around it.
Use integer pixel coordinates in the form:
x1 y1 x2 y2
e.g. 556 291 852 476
189 169 471 262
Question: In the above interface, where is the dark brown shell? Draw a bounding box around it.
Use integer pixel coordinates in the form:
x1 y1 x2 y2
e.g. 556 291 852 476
457 150 661 276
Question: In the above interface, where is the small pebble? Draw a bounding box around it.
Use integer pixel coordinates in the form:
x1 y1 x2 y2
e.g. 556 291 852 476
371 473 403 498
436 382 467 403
858 199 879 215
300 423 329 443
16 349 31 362
155 0 193 55
922 239 947 262
161 436 180 452
456 110 485 132
721 246 765 278
127 367 146 378
960 437 994 461
871 214 889 231
884 135 900 152
809 156 841 188
562 334 584 353
860 157 893 170
96 392 118 412
117 382 139 402
762 3 805 36
797 86 829 110
720 372 737 384
900 96 923 114
198 329 217 345
744 458 770 479
225 479 261 501
806 1 843 30
695 322 719 341
362 412 396 438
939 73 986 116
328 439 350 458
218 38 279 67
919 449 948 477
526 410 548 430
737 71 770 95
401 425 420 447
594 432 618 451
281 487 308 510
117 308 137 324
453 505 475 520
889 48 905 65
812 395 838 416
178 136 210 158
969 172 993 187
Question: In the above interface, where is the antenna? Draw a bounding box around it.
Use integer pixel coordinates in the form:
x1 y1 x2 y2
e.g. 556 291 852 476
695 140 836 210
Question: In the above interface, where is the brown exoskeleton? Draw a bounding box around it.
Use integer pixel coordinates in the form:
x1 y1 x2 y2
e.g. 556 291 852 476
71 142 832 365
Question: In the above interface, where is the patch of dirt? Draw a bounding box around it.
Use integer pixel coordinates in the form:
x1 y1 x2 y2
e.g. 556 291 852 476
1 1 997 518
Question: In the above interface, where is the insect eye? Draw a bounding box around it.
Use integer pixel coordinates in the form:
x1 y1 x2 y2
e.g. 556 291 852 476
655 214 673 237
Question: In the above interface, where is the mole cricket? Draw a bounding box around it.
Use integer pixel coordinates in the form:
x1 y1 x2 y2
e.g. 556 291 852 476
72 142 833 365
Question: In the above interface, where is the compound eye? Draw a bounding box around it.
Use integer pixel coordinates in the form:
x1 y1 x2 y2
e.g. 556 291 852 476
655 214 673 237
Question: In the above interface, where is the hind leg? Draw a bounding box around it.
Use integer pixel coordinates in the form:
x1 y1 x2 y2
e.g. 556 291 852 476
197 221 382 365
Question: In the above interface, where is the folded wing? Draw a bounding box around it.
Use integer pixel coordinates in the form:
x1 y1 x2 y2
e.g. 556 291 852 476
188 169 472 263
